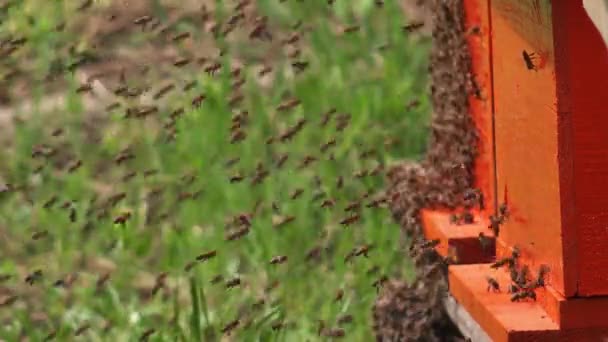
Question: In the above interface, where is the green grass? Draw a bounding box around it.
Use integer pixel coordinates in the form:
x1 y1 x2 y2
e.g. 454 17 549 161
0 0 431 340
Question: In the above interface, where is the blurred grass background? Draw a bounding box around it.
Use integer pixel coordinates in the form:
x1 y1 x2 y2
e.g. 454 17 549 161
0 0 431 340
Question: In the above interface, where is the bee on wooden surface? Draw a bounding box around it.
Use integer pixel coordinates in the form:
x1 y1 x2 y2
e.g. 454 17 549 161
226 226 250 241
486 276 500 292
515 265 530 288
534 264 550 287
25 269 43 285
74 322 91 336
221 319 240 335
488 214 503 236
490 256 514 269
403 22 425 32
340 214 360 226
522 50 537 71
511 289 536 302
478 232 492 253
196 250 217 262
507 283 520 293
139 328 155 342
225 277 241 289
269 255 288 265
113 212 131 225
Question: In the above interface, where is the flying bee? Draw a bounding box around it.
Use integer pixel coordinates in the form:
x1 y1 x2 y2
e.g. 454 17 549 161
306 245 323 261
372 275 389 292
225 277 241 289
273 215 296 229
183 81 197 91
299 155 317 168
276 98 301 112
229 172 245 183
113 212 132 225
337 314 353 325
75 83 93 94
74 322 91 336
334 289 344 302
114 151 135 165
522 50 537 70
184 261 197 272
139 329 155 342
486 276 500 292
511 290 536 302
196 250 217 262
320 108 337 127
403 22 425 32
320 199 335 208
340 214 360 226
344 200 361 212
31 230 49 240
230 130 246 144
122 171 137 182
336 176 344 189
0 295 18 307
25 269 43 285
133 15 154 26
153 84 175 100
228 92 244 107
204 62 222 75
221 319 240 335
478 232 492 253
342 25 360 34
67 159 82 173
290 188 304 200
226 226 250 241
259 65 273 76
270 255 288 265
192 94 206 107
292 61 309 73
171 32 191 42
43 195 59 209
320 139 336 153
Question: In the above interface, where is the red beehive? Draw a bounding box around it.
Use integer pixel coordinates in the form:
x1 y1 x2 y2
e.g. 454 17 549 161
420 0 608 340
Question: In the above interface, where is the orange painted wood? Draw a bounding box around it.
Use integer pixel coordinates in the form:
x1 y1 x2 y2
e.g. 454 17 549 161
449 264 608 341
463 0 496 211
421 209 495 264
449 264 559 342
551 0 608 297
490 0 573 297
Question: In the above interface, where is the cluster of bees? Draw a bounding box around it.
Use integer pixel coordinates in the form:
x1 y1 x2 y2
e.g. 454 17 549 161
486 246 550 303
0 0 434 340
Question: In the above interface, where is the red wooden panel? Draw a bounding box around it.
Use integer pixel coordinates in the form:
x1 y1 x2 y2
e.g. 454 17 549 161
463 0 496 211
491 0 574 296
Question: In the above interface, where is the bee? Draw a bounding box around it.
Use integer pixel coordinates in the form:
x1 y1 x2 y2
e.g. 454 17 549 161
222 319 240 335
290 188 304 200
305 245 323 261
336 176 344 189
0 274 12 283
420 239 440 249
259 65 273 76
226 226 250 241
204 62 222 75
172 32 191 42
192 94 206 107
270 255 288 265
229 173 245 183
113 212 132 225
405 99 420 111
225 277 241 289
25 269 43 285
265 280 280 293
334 289 344 302
322 327 345 338
534 265 550 287
32 230 49 240
337 314 353 325
251 169 270 186
44 329 57 341
344 200 361 212
75 83 93 94
507 283 520 293
486 276 500 292
43 195 59 209
96 272 111 290
228 92 244 107
515 265 530 287
499 203 509 218
343 25 360 34
299 155 317 168
320 139 337 153
522 50 537 70
107 192 127 207
312 191 326 202
139 328 155 341
339 214 360 226
273 215 296 229
183 80 197 91
77 0 93 11
490 256 514 269
68 159 82 173
153 84 175 100
74 322 91 336
511 290 536 302
133 16 154 26
196 250 217 262
230 130 246 144
320 199 335 208
372 275 389 292
277 98 301 112
114 151 135 165
122 171 137 182
292 61 309 73
0 295 18 307
320 108 337 127
210 275 224 285
184 261 197 272
488 214 502 236
478 232 492 252
403 22 425 32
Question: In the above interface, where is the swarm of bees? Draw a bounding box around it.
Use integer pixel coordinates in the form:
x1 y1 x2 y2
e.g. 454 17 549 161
0 0 432 340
